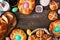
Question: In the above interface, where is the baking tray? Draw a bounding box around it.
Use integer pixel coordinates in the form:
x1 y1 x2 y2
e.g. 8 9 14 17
5 0 60 40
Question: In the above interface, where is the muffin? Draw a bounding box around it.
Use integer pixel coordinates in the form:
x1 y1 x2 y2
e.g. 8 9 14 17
18 0 35 15
10 29 27 40
49 20 60 37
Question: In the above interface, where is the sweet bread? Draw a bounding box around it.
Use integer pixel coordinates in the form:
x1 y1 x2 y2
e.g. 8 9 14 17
18 0 35 15
49 1 59 10
0 17 8 40
48 11 58 21
58 9 60 14
2 11 17 27
0 11 17 40
49 20 60 37
10 29 27 40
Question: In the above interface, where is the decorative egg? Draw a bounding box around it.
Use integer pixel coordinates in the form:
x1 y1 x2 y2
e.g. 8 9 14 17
54 26 60 32
6 37 10 40
27 29 31 35
24 2 29 9
58 9 60 14
15 35 21 40
12 7 18 12
35 5 43 13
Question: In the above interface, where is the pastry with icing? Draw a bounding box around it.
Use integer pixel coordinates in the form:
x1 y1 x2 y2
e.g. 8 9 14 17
48 11 58 21
49 20 60 37
10 29 27 40
49 1 59 10
18 0 35 15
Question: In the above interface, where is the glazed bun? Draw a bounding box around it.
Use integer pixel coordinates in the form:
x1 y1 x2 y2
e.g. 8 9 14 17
48 11 58 21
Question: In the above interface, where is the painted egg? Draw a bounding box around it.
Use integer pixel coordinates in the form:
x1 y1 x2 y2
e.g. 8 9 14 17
54 26 60 32
24 2 29 9
12 7 18 12
58 9 60 14
35 5 43 13
27 29 31 35
15 35 21 40
6 37 10 40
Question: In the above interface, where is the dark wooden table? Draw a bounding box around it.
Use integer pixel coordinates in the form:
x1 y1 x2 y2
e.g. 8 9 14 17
5 0 60 39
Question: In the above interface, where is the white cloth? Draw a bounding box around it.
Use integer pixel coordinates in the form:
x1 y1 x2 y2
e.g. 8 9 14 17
0 1 10 11
0 0 4 3
40 0 50 6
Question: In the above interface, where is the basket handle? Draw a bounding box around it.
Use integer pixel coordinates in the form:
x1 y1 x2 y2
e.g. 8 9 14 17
30 28 50 36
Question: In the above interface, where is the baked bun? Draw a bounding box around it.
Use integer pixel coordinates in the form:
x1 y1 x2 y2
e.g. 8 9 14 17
48 11 58 21
18 0 35 15
28 28 53 40
28 35 36 40
49 1 59 10
49 20 60 37
36 30 44 37
10 29 27 40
